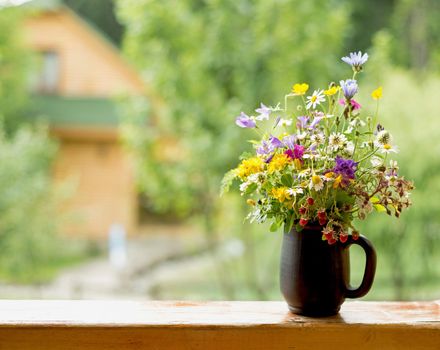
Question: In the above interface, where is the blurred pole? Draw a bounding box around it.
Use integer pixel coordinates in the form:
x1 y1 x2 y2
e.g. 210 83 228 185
108 223 127 270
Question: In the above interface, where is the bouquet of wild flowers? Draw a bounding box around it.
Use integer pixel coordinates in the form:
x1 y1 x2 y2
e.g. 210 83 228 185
222 52 414 244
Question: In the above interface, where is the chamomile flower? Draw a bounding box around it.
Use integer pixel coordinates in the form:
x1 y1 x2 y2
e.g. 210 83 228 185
306 90 325 110
311 133 326 147
370 156 383 167
278 118 293 127
329 132 347 151
379 143 399 154
309 174 324 191
287 187 304 197
375 130 392 146
345 141 355 155
298 168 311 179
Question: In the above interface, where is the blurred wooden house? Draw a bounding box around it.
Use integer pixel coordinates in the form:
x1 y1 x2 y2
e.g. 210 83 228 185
24 2 145 238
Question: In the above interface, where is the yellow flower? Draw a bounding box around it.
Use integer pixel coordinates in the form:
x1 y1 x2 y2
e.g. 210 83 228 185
371 86 383 100
268 153 290 173
246 199 256 206
293 158 302 170
333 174 343 189
236 157 264 179
324 86 340 96
291 83 309 95
271 187 291 203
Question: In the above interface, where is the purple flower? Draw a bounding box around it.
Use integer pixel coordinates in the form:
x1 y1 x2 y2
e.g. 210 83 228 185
256 140 273 155
338 98 361 110
235 112 256 128
333 156 358 180
256 136 282 156
255 103 271 121
285 144 305 160
310 116 324 129
282 134 296 149
296 116 309 129
269 136 283 148
339 79 358 100
341 51 368 71
293 144 305 158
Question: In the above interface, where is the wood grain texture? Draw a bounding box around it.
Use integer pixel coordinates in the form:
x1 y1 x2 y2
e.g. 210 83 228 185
0 300 438 349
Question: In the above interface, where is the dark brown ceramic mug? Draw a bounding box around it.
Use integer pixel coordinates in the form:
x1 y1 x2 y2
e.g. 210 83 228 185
280 224 376 317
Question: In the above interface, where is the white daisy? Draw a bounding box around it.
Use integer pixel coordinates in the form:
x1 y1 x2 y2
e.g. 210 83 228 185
311 133 326 146
298 169 311 179
278 118 293 127
370 156 383 167
379 143 399 154
306 90 325 110
374 130 392 147
345 141 355 155
287 187 304 197
328 132 347 151
309 174 324 191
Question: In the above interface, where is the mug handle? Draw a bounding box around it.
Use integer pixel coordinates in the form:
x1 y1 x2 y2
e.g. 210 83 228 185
343 234 377 299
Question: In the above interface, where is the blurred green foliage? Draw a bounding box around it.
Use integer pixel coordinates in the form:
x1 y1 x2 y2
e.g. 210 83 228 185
116 0 440 301
0 6 91 283
117 0 349 215
0 7 29 134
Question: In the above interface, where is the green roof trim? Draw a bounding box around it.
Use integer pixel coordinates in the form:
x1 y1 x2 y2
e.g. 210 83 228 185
24 0 62 11
30 95 121 127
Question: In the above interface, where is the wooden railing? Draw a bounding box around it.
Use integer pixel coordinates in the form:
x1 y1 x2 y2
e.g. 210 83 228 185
0 300 438 349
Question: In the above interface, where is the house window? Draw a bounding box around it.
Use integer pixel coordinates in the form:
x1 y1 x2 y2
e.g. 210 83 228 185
31 50 60 94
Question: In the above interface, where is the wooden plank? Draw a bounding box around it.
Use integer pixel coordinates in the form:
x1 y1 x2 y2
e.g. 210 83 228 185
0 300 438 350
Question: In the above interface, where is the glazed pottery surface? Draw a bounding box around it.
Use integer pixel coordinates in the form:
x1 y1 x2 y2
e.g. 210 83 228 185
280 225 376 317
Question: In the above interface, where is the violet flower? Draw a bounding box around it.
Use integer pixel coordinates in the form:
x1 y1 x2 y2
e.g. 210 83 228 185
333 156 358 180
255 103 271 121
256 140 273 155
340 79 358 100
341 51 368 71
269 136 283 148
235 112 256 128
296 116 309 129
282 134 296 149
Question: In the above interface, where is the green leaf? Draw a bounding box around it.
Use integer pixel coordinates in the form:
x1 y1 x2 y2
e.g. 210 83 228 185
370 196 380 203
284 215 295 234
270 221 279 232
373 204 386 212
281 174 292 187
244 183 257 195
220 169 237 196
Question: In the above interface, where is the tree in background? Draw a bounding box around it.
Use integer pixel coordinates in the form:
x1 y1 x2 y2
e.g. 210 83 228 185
0 6 28 133
117 0 349 297
0 6 64 282
63 0 124 46
389 0 440 71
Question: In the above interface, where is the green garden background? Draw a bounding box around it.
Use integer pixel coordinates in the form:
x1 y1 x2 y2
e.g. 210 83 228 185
0 0 439 301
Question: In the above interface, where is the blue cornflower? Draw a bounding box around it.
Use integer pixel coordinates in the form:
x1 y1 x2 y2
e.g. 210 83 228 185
339 79 358 100
341 51 368 71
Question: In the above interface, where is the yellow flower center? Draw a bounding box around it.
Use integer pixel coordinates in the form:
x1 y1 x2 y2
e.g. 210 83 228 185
312 175 322 185
311 95 317 102
384 144 392 150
